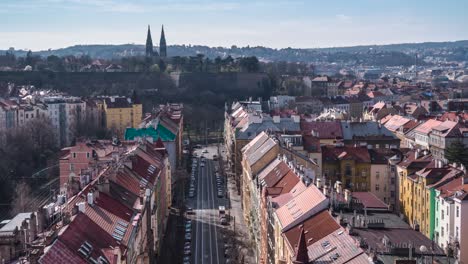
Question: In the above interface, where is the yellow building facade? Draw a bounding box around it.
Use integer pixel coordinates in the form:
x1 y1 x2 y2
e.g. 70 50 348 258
103 97 142 135
397 151 434 238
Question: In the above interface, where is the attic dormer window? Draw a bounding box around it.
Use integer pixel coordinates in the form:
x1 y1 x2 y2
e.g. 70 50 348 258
73 152 77 159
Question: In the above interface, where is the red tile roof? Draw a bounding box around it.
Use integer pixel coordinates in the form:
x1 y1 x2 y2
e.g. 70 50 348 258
275 185 328 231
397 150 432 169
352 192 388 209
283 210 340 253
259 160 292 188
272 170 300 194
40 239 87 264
300 121 343 139
414 119 442 134
322 146 371 163
40 213 122 264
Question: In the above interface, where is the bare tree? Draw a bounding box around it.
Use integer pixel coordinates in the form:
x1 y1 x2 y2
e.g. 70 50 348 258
10 181 33 215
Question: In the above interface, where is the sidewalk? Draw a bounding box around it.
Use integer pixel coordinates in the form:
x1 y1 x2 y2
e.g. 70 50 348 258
219 144 255 264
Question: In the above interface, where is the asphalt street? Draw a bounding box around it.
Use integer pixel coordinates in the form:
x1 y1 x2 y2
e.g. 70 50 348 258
188 146 226 264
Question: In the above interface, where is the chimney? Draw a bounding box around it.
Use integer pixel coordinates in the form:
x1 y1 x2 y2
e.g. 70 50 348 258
344 189 351 203
316 178 322 189
292 115 300 123
273 115 280 123
335 181 342 194
77 202 86 213
415 149 420 159
87 190 95 205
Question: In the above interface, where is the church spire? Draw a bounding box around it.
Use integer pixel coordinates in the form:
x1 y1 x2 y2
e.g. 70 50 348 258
159 24 167 57
146 25 154 57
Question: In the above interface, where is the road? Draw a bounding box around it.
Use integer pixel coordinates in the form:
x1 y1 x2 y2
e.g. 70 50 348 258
189 146 226 264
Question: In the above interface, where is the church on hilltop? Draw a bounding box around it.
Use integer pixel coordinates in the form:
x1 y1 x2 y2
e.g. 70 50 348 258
146 25 167 58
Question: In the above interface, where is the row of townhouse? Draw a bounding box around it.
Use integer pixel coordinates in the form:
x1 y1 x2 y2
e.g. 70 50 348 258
366 101 468 163
0 138 172 264
224 102 301 190
397 149 468 263
241 132 449 264
225 100 400 193
241 132 370 264
225 103 403 215
293 93 373 119
0 96 83 146
1 93 145 147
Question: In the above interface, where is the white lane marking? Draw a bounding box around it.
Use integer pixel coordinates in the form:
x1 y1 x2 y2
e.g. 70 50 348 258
195 156 201 264
200 156 204 264
209 159 221 264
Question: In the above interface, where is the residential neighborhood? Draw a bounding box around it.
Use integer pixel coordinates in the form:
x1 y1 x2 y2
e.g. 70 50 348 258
1 1 468 263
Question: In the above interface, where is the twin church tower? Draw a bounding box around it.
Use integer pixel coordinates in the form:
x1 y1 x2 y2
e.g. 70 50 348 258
146 25 167 57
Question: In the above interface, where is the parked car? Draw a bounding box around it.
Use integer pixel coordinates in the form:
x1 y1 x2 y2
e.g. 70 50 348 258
186 207 195 215
202 149 209 153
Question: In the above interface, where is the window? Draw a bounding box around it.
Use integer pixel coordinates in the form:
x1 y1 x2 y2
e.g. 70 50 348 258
456 226 459 238
442 210 444 220
70 163 75 171
362 170 367 177
72 152 76 159
441 227 444 237
457 206 459 217
87 152 90 159
375 184 380 191
345 164 351 177
376 171 380 180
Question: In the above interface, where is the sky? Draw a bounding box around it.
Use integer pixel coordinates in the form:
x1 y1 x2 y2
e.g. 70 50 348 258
1 0 467 51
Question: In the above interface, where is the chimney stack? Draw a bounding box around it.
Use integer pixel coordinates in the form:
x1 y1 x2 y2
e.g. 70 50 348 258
335 181 342 194
344 189 351 203
316 178 322 189
77 202 86 213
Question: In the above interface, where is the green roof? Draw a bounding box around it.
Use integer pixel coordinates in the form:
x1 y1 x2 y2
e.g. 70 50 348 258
125 123 176 141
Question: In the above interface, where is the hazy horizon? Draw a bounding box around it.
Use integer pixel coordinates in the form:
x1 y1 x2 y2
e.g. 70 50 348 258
2 0 468 51
3 38 468 53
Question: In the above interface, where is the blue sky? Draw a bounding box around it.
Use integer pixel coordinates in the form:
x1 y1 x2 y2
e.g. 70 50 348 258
1 0 467 51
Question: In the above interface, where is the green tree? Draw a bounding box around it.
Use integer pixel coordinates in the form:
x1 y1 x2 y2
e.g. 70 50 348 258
445 141 468 167
150 64 160 72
